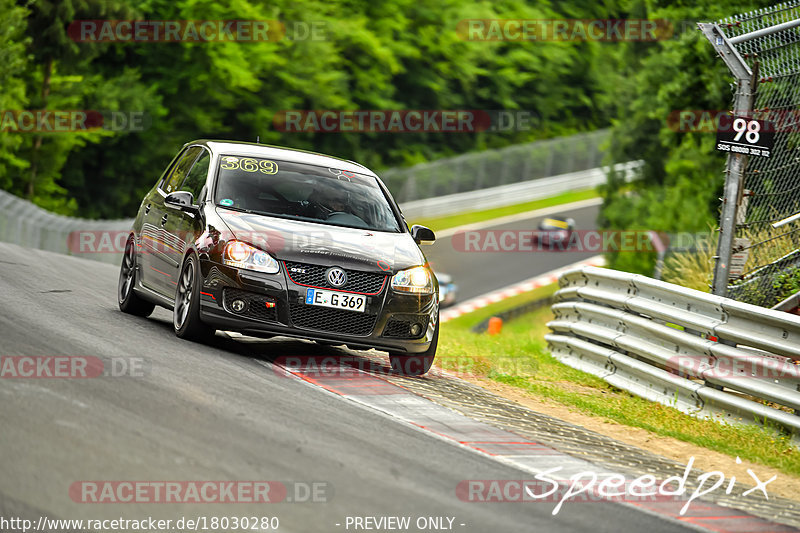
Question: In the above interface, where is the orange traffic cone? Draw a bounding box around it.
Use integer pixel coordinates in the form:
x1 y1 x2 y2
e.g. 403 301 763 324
487 316 503 335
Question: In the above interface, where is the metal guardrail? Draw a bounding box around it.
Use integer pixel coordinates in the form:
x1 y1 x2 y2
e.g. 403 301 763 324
546 265 800 440
774 291 800 313
0 189 132 265
400 161 642 220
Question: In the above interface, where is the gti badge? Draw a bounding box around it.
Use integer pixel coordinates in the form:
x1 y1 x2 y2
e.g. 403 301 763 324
326 267 347 288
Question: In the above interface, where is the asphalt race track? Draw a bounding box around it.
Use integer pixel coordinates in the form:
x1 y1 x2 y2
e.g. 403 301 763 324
0 241 706 533
424 201 601 302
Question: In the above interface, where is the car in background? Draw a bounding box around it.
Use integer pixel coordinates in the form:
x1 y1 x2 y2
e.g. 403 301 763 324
118 140 439 375
435 272 458 307
533 216 576 249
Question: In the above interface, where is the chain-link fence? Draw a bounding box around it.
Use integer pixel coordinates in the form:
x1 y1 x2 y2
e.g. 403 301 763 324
702 3 800 307
380 129 609 203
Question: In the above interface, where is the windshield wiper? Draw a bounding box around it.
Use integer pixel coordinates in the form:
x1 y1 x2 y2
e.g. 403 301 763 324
218 204 398 232
216 204 262 215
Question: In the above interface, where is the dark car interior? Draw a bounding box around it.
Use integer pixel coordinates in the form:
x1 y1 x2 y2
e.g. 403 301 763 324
214 159 401 232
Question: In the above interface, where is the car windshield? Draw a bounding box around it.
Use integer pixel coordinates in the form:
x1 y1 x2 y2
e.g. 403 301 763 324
213 155 402 232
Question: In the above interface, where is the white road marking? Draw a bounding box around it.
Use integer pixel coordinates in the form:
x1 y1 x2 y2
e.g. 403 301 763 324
440 255 605 323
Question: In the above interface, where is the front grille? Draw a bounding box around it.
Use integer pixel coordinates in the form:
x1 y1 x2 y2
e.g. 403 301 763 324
224 288 277 322
383 315 429 339
284 261 386 294
289 303 377 336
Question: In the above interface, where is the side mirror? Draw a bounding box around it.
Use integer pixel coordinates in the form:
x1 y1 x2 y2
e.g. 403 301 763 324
165 191 199 214
411 225 436 245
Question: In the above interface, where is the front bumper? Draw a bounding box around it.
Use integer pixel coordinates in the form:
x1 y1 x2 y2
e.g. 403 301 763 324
197 260 438 354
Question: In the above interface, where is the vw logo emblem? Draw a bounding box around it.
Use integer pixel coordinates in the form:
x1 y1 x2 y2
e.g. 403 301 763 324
326 267 347 288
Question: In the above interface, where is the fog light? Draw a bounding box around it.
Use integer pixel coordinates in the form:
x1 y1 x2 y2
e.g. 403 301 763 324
410 323 423 337
231 299 247 313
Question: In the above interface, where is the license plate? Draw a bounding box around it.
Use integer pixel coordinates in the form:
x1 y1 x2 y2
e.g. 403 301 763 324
305 288 366 313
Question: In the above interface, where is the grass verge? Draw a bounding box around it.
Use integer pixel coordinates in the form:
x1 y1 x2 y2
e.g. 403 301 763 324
438 287 800 476
411 188 599 233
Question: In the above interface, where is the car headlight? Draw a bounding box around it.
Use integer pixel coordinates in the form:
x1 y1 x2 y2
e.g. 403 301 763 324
391 266 434 294
223 241 280 274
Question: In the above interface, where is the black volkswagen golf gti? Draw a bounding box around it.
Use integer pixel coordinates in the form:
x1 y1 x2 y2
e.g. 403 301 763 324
118 140 439 375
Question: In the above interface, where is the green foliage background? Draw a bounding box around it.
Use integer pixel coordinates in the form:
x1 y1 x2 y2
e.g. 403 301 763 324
0 0 778 274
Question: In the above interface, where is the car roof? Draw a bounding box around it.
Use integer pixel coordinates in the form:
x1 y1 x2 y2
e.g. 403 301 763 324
539 216 574 228
191 140 377 177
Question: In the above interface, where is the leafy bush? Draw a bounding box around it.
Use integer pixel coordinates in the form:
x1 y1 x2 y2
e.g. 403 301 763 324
773 267 800 304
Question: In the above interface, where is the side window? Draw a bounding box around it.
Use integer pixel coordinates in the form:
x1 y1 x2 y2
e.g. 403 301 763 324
161 146 202 194
180 150 210 200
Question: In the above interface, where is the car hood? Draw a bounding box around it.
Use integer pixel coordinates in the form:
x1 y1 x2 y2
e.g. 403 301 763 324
215 208 426 273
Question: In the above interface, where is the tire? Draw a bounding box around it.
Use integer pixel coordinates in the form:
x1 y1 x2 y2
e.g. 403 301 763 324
118 235 155 317
174 253 215 342
389 321 438 376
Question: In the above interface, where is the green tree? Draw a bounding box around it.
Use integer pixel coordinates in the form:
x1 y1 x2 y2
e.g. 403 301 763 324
0 0 30 191
7 0 773 224
598 1 775 275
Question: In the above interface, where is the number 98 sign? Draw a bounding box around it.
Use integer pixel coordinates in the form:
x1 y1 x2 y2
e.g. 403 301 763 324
716 115 775 158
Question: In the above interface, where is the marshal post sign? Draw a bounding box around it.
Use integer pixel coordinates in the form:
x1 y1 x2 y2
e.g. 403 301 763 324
716 115 776 158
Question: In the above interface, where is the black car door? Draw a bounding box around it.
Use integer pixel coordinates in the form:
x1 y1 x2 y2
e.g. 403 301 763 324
141 146 204 297
162 147 211 275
